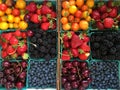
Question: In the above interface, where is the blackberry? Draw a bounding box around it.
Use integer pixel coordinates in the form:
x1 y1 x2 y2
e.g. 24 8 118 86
45 54 51 60
50 48 56 54
35 34 41 38
31 37 37 43
93 42 100 48
109 47 116 54
40 46 46 53
37 39 43 44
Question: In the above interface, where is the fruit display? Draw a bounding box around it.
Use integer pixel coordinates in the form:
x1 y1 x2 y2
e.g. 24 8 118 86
25 1 57 31
61 61 91 90
90 61 119 89
90 32 120 60
0 30 28 60
91 0 120 30
61 0 94 31
28 60 56 88
0 60 27 89
61 31 90 61
0 0 28 30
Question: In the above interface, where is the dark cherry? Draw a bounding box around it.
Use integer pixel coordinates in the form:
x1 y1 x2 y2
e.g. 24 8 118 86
79 86 85 90
71 67 77 74
21 61 27 68
82 69 90 78
71 81 79 89
64 82 72 90
16 82 24 89
27 30 34 37
80 62 87 68
0 71 3 78
24 14 31 22
69 74 76 81
87 77 92 83
2 61 10 68
15 67 21 73
81 80 89 88
7 75 15 82
62 77 67 85
62 67 67 74
19 71 26 79
72 60 80 67
64 62 73 69
5 69 11 75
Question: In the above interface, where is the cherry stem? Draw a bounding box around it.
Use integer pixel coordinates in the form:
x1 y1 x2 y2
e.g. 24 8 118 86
77 66 82 81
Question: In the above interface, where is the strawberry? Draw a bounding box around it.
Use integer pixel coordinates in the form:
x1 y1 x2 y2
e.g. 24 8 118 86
22 32 27 38
3 33 12 41
91 10 100 20
71 48 79 57
48 11 57 18
63 41 70 48
103 18 114 28
51 22 56 30
26 2 37 12
109 8 118 18
30 14 40 24
6 45 16 55
14 30 21 37
96 21 104 30
9 36 18 45
63 31 74 41
99 4 107 13
41 22 50 31
62 50 70 61
80 42 90 52
71 34 83 49
101 13 108 19
41 5 52 15
1 42 8 50
83 36 90 42
17 44 27 55
36 8 41 15
1 50 7 58
79 53 90 60
22 53 29 60
41 15 48 22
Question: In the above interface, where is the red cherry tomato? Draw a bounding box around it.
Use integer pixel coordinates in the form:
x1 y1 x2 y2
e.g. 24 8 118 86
0 4 7 11
12 8 20 16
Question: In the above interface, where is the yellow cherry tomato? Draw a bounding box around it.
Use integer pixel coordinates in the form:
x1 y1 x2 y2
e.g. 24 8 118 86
15 0 26 9
82 11 89 19
13 23 19 29
18 21 28 30
69 5 77 14
5 8 12 15
0 22 8 30
14 16 21 23
7 14 14 23
8 23 14 29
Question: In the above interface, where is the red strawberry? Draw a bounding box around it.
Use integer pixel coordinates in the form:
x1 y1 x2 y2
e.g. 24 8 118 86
17 44 27 55
6 46 16 55
96 21 104 30
41 15 48 22
41 22 50 31
80 42 90 52
41 5 52 15
36 8 41 15
30 14 40 24
48 11 57 18
63 41 70 48
22 32 27 38
71 48 79 57
2 42 8 50
1 50 7 58
26 2 37 12
91 10 100 20
51 22 56 30
71 34 83 49
103 18 114 28
83 36 90 42
101 13 108 19
3 33 12 41
26 30 33 37
109 8 118 18
14 30 21 37
99 4 107 13
79 53 90 60
63 31 74 41
9 36 18 45
62 50 70 61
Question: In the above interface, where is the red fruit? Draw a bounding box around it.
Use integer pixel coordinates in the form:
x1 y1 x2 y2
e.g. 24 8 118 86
63 34 69 41
16 82 24 89
83 36 89 42
79 53 90 60
2 61 10 68
41 15 48 22
2 42 8 50
9 36 18 45
71 48 79 57
103 18 114 28
62 67 67 74
41 5 52 15
109 8 118 18
72 60 80 67
80 62 87 68
14 30 21 37
22 32 27 38
99 5 107 13
101 13 108 19
27 30 33 37
12 8 20 16
82 69 90 78
80 42 90 52
26 2 37 12
75 10 82 18
71 67 77 74
41 22 50 31
64 62 73 69
71 34 83 49
71 81 79 89
63 41 70 48
51 22 56 30
24 13 31 22
91 10 100 20
63 31 74 41
17 44 27 55
36 8 41 15
0 4 7 11
3 33 12 41
1 50 7 58
30 14 40 24
62 50 70 61
49 11 57 18
96 21 104 30
19 71 26 79
21 61 27 68
81 80 89 88
6 46 16 55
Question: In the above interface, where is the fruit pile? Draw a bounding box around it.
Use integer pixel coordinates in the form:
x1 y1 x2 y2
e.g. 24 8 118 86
62 61 91 90
91 0 120 30
25 1 57 31
0 30 28 60
90 61 119 89
0 60 27 89
61 0 94 31
61 31 90 61
0 0 28 30
29 29 57 60
91 32 120 60
28 60 56 88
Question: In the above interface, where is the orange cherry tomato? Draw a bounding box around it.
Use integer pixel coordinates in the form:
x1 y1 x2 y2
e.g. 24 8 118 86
68 15 74 23
61 9 70 17
71 22 79 31
62 23 71 31
74 18 80 23
81 5 88 11
61 17 68 24
75 10 82 18
62 1 70 9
